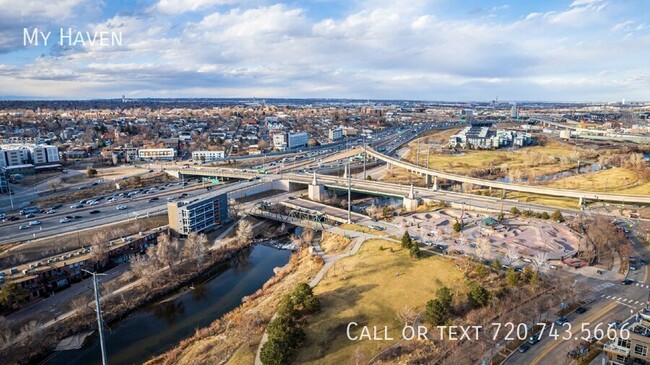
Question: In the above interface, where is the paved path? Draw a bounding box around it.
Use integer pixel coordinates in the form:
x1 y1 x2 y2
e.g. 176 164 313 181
254 228 396 365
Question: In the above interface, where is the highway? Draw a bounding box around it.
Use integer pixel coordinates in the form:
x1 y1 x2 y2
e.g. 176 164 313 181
0 179 262 245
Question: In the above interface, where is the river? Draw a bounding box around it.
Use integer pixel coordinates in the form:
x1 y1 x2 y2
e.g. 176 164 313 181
42 244 291 365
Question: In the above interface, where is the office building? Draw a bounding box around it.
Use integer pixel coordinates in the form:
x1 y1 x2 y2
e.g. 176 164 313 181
138 148 177 161
192 150 225 162
168 193 228 237
329 128 343 141
287 132 309 149
511 103 518 119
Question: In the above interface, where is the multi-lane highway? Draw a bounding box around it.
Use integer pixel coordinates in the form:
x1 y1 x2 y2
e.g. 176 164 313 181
0 179 264 245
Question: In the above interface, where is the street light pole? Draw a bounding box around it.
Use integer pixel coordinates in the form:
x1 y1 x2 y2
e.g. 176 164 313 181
347 162 352 224
82 270 108 365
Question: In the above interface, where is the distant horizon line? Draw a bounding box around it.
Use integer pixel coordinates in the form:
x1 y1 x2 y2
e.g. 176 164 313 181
0 96 644 105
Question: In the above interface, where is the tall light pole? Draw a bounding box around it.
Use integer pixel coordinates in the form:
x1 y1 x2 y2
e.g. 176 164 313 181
5 171 14 210
347 162 352 224
83 269 108 365
363 141 367 180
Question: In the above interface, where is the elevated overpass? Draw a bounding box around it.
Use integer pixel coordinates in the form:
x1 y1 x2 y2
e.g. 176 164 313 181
164 166 258 180
364 146 650 205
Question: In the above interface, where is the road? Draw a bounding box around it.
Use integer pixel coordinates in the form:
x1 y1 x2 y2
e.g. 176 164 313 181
365 146 650 204
0 179 263 245
506 223 650 364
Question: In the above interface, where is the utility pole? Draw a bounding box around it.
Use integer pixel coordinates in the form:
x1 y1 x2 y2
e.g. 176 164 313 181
347 162 352 224
83 269 108 365
427 147 431 169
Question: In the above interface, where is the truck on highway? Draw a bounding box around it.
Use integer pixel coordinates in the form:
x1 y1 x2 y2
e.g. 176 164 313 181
19 207 39 215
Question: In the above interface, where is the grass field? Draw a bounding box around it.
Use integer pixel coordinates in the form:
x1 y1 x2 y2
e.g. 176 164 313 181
294 239 466 364
505 192 580 210
547 167 647 194
406 141 584 177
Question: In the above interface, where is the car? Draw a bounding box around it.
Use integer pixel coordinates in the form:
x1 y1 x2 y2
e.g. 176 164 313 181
630 264 638 271
148 197 159 202
59 217 71 223
116 205 127 210
518 343 530 353
78 185 87 190
288 196 296 200
575 307 588 314
91 182 99 186
522 258 532 263
622 279 634 285
468 243 477 248
528 336 540 345
555 317 569 326
64 216 73 219
45 210 56 214
107 198 116 202
18 225 30 230
167 196 175 201
70 204 84 209
89 210 101 214
74 215 83 219
88 201 99 206
25 213 35 218
28 220 41 225
6 216 19 221
641 259 648 265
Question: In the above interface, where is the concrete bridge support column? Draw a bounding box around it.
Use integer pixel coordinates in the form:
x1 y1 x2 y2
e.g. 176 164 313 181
308 172 326 202
432 176 438 191
579 197 584 209
403 184 419 212
424 174 432 186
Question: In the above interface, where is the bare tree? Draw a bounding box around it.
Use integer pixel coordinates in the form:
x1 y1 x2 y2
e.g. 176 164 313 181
184 233 208 268
503 247 520 266
533 251 549 270
236 220 254 245
397 306 417 325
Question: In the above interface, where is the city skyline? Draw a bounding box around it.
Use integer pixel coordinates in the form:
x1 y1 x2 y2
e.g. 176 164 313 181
1 0 649 101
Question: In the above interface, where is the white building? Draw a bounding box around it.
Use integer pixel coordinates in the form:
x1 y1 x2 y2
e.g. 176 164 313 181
0 171 7 193
138 148 177 161
328 128 343 141
192 150 225 162
272 133 287 150
511 104 518 119
0 144 59 167
287 132 308 149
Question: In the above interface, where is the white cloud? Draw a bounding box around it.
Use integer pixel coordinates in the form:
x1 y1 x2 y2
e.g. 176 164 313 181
155 0 238 15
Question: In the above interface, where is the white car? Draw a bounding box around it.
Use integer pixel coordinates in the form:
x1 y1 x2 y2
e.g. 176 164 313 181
46 210 56 214
117 205 128 210
107 198 116 202
18 225 30 230
59 217 72 223
29 220 41 226
167 196 175 201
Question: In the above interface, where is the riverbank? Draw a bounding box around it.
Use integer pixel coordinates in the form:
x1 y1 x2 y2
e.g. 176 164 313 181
144 246 324 364
0 233 258 365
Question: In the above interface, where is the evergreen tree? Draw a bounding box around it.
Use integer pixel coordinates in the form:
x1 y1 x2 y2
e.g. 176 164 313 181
467 281 490 308
401 231 413 249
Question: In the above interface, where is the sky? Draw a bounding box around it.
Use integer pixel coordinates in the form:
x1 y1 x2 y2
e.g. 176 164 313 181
0 0 648 101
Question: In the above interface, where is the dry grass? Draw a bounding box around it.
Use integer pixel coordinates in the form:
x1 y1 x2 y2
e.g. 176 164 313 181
547 167 647 194
294 239 466 364
505 191 579 210
339 223 390 237
319 232 352 254
406 141 589 177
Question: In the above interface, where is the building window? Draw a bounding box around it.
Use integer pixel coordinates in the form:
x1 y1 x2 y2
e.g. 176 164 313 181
618 338 631 349
635 344 648 357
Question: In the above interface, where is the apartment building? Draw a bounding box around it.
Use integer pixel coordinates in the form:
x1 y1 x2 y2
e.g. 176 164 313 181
192 150 225 162
0 227 165 304
604 311 650 364
168 193 228 237
0 171 7 193
329 128 343 141
138 148 177 161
